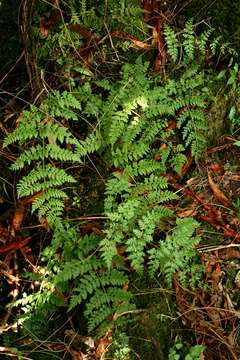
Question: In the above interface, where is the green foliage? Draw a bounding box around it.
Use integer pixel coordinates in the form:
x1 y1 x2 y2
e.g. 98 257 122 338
168 341 205 360
183 0 240 51
183 19 195 61
4 12 237 356
164 24 179 62
1 347 24 360
148 218 202 287
3 22 222 338
53 227 135 332
35 0 147 79
3 91 81 226
69 50 214 272
102 175 176 271
65 0 146 37
164 19 237 66
110 332 131 360
12 224 134 334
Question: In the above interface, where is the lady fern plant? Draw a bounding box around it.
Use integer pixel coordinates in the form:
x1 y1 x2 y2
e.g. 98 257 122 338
14 223 135 334
4 20 235 338
4 25 217 276
70 54 212 272
148 218 203 287
3 91 82 227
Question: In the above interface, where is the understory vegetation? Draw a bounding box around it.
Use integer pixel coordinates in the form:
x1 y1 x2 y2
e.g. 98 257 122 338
1 1 240 359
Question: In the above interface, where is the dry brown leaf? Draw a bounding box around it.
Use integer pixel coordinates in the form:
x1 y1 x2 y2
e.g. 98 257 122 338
230 217 240 226
165 118 177 131
152 26 158 48
218 248 240 260
209 162 224 175
20 191 46 205
235 271 240 288
177 207 197 218
211 262 222 290
208 172 233 208
0 237 31 254
70 350 89 360
160 142 168 150
0 223 10 244
180 152 192 177
110 31 150 50
95 330 112 359
80 223 102 236
230 174 240 181
10 208 25 235
39 217 51 231
154 153 161 161
143 0 153 22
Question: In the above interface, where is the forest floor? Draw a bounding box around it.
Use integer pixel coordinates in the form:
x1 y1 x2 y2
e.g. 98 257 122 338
1 2 240 359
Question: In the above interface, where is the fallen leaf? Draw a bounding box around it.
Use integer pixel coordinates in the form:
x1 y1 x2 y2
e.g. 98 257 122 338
208 172 233 208
154 154 161 161
70 350 89 360
0 237 31 254
235 271 240 288
39 217 51 231
180 152 192 177
160 142 168 149
20 191 46 205
211 262 222 290
110 31 150 50
10 207 25 235
152 26 158 48
143 0 153 23
95 330 112 358
80 223 102 236
165 118 177 131
177 207 197 218
209 162 224 175
0 223 9 244
218 248 240 260
230 174 240 181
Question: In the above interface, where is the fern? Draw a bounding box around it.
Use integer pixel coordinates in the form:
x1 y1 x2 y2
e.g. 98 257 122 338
5 16 237 341
148 218 202 287
67 54 216 271
183 19 195 61
164 24 179 62
81 0 86 16
197 28 214 54
51 227 135 332
3 91 82 226
11 225 134 333
101 171 177 271
85 287 133 332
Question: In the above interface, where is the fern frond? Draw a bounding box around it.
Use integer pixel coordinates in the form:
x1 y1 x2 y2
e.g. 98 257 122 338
183 19 195 61
12 144 81 170
16 165 76 197
41 90 81 120
164 24 179 62
31 189 68 213
77 130 102 156
69 269 128 310
85 287 134 332
38 123 79 145
198 28 214 54
3 109 41 147
172 153 187 174
148 218 201 286
54 257 103 284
